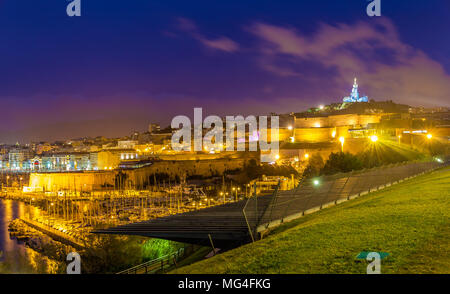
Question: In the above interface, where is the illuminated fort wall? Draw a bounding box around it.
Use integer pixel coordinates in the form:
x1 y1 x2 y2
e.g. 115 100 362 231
293 114 381 143
294 114 381 129
29 171 116 192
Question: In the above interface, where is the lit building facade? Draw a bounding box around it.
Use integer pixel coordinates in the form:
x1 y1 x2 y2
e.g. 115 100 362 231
39 152 94 171
8 148 34 171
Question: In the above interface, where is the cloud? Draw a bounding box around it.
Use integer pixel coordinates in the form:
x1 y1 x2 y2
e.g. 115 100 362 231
176 17 239 53
248 19 450 107
177 17 198 32
196 36 239 53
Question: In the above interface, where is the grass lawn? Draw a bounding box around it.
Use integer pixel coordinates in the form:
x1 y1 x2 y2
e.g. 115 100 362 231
172 167 450 274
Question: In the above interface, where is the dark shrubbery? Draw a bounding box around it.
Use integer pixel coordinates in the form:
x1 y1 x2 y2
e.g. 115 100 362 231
81 235 144 274
428 141 447 156
320 152 363 175
80 235 181 274
233 159 299 184
302 153 324 178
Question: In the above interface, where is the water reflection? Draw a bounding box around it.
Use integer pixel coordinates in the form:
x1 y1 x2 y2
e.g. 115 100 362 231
0 199 60 273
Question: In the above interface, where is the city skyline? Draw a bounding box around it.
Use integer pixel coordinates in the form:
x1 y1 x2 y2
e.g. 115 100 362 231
0 1 449 277
1 1 450 143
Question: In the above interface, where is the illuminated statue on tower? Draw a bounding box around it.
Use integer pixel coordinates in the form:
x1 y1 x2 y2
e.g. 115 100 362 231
343 78 368 103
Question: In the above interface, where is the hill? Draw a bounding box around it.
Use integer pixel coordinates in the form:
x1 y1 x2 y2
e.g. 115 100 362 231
172 167 450 274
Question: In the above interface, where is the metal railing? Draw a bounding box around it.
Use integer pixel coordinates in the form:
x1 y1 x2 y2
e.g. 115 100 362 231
242 182 280 242
116 247 185 274
243 159 448 237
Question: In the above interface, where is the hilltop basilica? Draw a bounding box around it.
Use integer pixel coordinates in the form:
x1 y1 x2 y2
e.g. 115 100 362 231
343 78 368 103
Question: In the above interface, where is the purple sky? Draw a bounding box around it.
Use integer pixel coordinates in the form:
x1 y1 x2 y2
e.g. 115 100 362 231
1 1 449 143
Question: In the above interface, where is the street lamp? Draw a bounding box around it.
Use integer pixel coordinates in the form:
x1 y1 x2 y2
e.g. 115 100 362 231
370 135 378 142
304 153 309 159
232 187 238 201
398 135 402 144
426 133 432 139
339 137 345 152
313 179 320 186
287 125 293 131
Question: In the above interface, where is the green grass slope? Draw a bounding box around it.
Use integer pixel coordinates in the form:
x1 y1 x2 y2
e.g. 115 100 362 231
172 167 450 274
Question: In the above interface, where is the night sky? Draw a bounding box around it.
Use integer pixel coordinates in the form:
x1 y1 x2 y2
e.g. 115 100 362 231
1 0 449 143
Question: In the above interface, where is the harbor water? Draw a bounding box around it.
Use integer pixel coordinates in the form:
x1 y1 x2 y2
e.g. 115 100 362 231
0 198 59 273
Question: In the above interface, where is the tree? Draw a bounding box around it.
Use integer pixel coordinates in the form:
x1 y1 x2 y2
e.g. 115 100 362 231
321 152 363 175
302 153 324 178
80 235 144 274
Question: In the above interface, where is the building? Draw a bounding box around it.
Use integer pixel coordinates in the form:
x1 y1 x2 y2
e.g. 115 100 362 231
39 152 94 171
35 143 56 154
117 140 138 149
148 123 161 134
97 149 138 170
8 148 34 171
